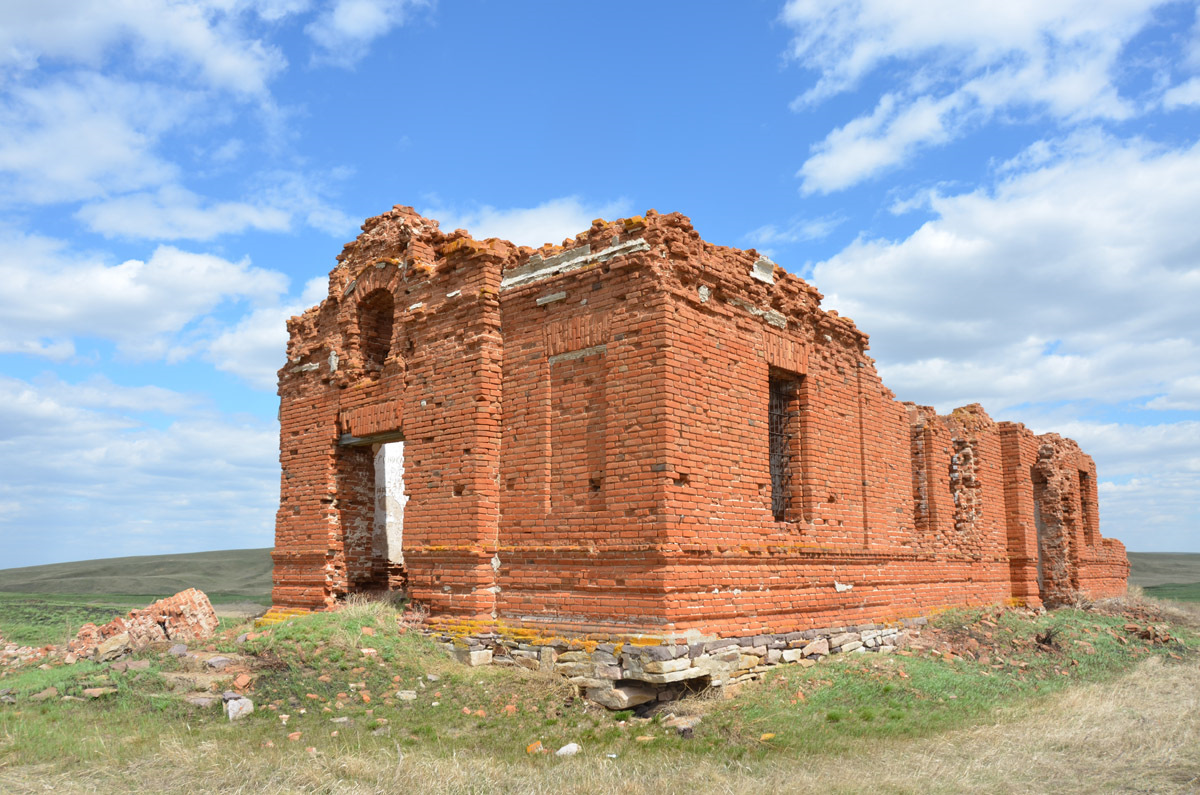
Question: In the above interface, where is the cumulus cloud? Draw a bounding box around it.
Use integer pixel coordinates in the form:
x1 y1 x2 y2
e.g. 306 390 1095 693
799 93 960 194
782 0 1166 192
76 169 357 241
810 133 1200 412
425 195 635 249
0 2 378 240
305 0 431 65
1163 76 1200 108
0 374 279 567
0 73 188 205
206 276 329 390
1145 375 1200 411
0 1 286 96
0 232 287 360
77 185 292 241
1040 419 1200 551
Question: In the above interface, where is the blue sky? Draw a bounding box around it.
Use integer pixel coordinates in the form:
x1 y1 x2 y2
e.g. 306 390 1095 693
2 0 1199 568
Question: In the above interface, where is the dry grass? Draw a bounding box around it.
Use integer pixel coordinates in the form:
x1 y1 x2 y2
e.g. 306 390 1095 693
4 654 1196 794
1104 587 1200 629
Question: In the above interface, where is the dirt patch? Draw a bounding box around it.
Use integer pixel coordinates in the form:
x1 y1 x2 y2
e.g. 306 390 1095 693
212 602 268 621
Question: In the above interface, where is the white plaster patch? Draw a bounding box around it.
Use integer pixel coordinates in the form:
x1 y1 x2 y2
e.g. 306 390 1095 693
834 581 853 592
500 238 650 290
730 297 787 329
751 256 776 284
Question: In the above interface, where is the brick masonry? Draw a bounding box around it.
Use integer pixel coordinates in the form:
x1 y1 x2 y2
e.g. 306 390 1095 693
270 206 1129 641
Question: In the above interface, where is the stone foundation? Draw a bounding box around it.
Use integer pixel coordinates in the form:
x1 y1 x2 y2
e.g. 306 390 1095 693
428 620 923 709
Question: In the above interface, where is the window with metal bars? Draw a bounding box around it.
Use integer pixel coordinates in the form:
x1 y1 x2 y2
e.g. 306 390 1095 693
769 372 801 522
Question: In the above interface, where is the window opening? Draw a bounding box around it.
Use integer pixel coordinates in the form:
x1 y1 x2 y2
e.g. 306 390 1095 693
1079 470 1095 546
769 372 801 521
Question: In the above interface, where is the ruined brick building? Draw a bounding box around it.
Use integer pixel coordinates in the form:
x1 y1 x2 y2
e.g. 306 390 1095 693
270 206 1129 639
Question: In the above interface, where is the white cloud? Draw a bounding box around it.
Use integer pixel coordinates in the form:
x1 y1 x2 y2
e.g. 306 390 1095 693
425 195 635 249
1052 419 1200 477
210 138 245 164
810 133 1200 411
782 0 1161 106
0 73 188 204
305 0 430 65
1163 76 1200 107
1041 419 1200 551
799 93 960 193
255 170 358 237
24 374 202 415
0 374 280 567
75 168 358 242
0 1 286 96
747 213 845 248
1145 375 1200 411
78 185 292 241
207 276 328 390
1099 475 1200 551
782 0 1166 192
0 232 288 360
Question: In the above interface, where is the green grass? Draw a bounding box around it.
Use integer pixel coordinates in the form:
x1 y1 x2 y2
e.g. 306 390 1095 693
0 592 269 647
0 548 272 597
1143 582 1200 602
1127 552 1200 588
687 606 1194 759
1 598 1194 778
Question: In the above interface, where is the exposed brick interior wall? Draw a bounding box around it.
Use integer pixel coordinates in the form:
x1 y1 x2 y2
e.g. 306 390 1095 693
271 206 1129 638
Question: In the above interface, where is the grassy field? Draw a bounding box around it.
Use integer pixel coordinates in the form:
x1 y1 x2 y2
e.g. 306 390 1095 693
1143 582 1200 602
0 549 273 647
0 548 272 597
1128 552 1200 603
1127 551 1200 586
1 595 1197 793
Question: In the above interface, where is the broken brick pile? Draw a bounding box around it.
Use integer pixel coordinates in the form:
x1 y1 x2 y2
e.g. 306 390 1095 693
270 205 1129 644
68 588 219 658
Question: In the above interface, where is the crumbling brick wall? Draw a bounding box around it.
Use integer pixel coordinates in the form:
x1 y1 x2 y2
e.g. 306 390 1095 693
270 206 1129 638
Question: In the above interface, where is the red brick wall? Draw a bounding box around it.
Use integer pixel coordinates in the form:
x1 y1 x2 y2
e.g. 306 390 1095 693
270 206 1129 636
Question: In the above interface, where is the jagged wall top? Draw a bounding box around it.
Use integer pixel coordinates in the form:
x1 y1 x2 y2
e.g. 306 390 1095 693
294 205 868 350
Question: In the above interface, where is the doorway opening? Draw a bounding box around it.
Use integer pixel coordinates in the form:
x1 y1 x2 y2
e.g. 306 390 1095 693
373 441 407 586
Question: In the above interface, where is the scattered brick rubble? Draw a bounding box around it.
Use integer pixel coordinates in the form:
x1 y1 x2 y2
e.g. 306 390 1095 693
67 588 219 658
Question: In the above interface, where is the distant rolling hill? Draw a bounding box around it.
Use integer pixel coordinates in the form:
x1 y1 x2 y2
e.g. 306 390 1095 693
0 548 272 600
1127 552 1200 588
1 548 1196 604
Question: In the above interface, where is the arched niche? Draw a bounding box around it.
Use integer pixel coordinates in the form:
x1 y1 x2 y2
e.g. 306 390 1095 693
357 288 395 372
